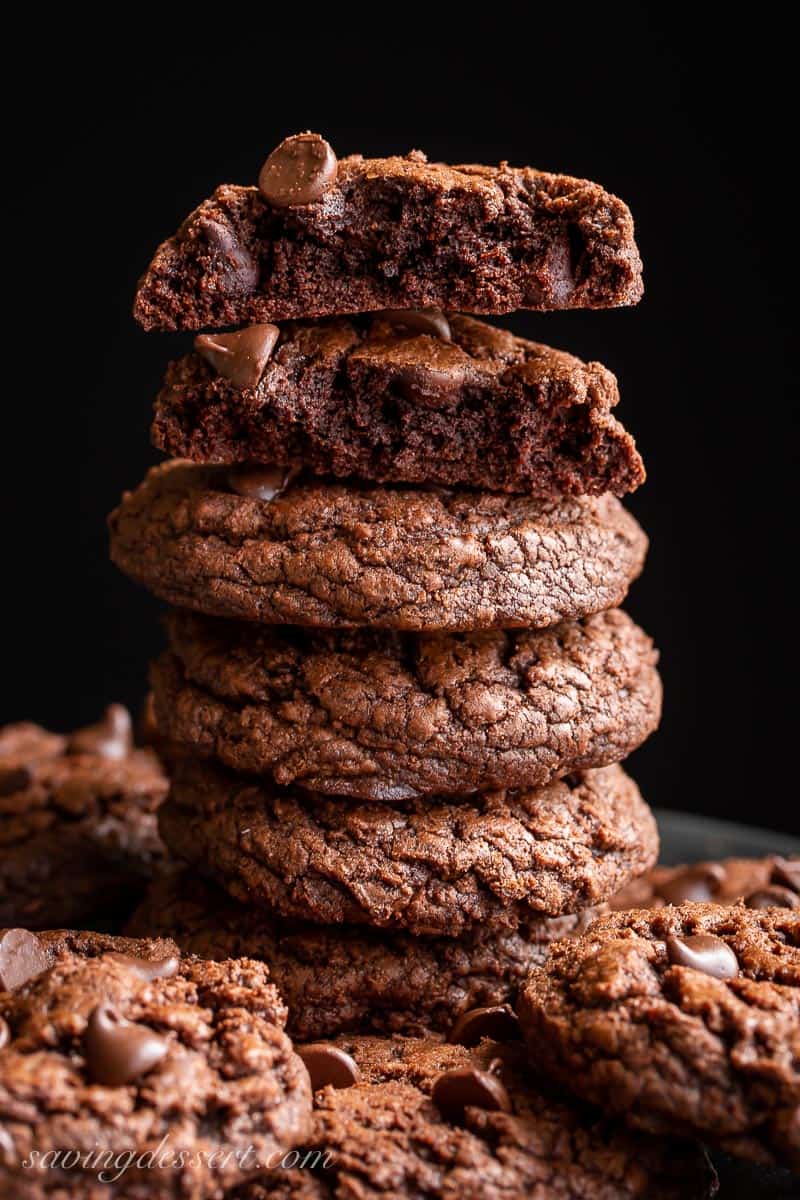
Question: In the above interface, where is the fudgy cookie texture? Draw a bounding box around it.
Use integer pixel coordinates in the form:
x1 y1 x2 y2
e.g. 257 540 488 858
0 708 167 929
151 608 661 800
156 758 657 934
611 855 800 911
518 903 800 1168
110 462 647 632
0 930 312 1199
151 314 644 498
233 1034 715 1200
133 150 643 330
127 869 606 1040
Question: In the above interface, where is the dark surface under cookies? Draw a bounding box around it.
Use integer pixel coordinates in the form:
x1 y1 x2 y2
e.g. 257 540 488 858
110 462 647 632
151 313 644 497
134 153 643 330
151 608 662 800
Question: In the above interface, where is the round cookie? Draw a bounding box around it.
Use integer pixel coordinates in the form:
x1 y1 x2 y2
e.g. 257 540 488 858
126 868 607 1040
152 608 661 800
0 929 312 1198
610 855 800 911
157 758 658 934
518 903 800 1168
109 460 647 632
0 707 168 929
233 1033 716 1200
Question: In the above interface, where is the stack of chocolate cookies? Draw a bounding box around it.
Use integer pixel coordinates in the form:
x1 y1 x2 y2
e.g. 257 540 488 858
111 133 662 1041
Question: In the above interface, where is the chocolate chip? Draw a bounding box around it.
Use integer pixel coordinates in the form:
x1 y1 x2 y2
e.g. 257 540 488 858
448 1004 521 1047
258 133 338 208
657 863 726 905
195 324 280 390
68 704 133 761
297 1043 360 1091
0 1016 10 1049
745 886 800 910
227 463 298 502
0 765 32 796
771 858 800 893
0 929 49 991
84 1004 169 1086
665 933 739 980
105 953 181 981
431 1066 512 1123
379 307 452 341
199 218 259 296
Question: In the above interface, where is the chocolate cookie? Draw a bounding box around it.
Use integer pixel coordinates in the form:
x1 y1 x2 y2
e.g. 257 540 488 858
0 929 312 1199
156 757 657 934
150 313 644 498
110 462 647 633
0 707 168 929
518 903 800 1168
151 608 661 800
134 144 643 331
234 1033 715 1200
127 869 607 1040
611 855 800 911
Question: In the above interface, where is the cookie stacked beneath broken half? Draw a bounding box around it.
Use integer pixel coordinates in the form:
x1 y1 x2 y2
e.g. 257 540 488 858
110 133 662 1040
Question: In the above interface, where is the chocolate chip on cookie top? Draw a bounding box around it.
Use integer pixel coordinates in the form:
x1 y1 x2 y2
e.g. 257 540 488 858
126 868 608 1042
0 932 312 1196
518 903 800 1168
237 1034 716 1200
0 709 168 929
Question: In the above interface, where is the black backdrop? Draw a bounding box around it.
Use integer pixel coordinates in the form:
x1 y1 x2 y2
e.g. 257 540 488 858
4 16 796 834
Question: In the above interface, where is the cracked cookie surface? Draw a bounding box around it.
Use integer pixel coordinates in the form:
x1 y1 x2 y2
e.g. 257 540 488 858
126 868 606 1040
151 608 661 800
155 758 656 934
134 152 642 330
0 715 167 929
0 930 312 1199
150 314 644 497
518 903 800 1168
110 462 647 632
234 1034 715 1200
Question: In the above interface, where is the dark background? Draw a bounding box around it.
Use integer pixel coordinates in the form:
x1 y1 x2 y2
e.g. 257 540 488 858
4 17 796 834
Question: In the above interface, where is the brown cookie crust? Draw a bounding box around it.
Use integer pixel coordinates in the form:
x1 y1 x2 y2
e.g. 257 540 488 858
134 153 643 330
156 758 657 934
151 314 644 498
236 1035 715 1200
151 608 662 800
518 903 800 1168
126 869 606 1041
110 462 647 633
0 719 167 930
0 935 312 1198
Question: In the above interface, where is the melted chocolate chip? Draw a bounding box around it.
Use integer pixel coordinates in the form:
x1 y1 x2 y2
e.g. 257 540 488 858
431 1066 512 1123
379 307 452 341
105 953 181 981
771 858 800 893
657 863 726 905
259 133 338 208
199 218 258 296
448 1004 521 1048
0 1016 10 1049
195 324 279 390
0 929 49 991
665 933 739 980
84 1005 169 1086
68 704 133 761
227 463 298 502
297 1043 359 1091
0 765 32 796
745 886 800 910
